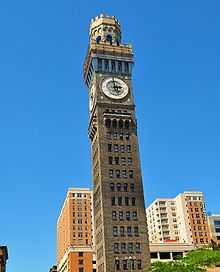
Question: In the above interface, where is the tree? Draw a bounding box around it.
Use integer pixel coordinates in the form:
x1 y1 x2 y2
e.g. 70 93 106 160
146 249 220 272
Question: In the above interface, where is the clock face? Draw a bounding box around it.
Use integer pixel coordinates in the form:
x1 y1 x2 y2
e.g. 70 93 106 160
102 77 129 99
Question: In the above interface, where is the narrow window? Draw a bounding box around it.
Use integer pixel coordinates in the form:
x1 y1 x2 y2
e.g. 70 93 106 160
122 170 127 178
125 197 129 206
129 170 134 178
119 211 123 221
118 197 122 206
104 59 109 71
109 169 114 178
113 243 119 253
118 61 122 72
132 197 136 206
123 183 128 192
112 211 117 220
115 157 119 165
112 197 116 206
130 183 135 192
122 259 128 270
128 157 132 165
114 144 119 152
97 58 102 69
132 211 137 220
127 226 132 236
113 132 118 140
111 60 116 72
108 144 112 152
120 226 125 236
126 211 131 221
116 183 121 192
125 133 130 140
125 62 129 73
116 170 120 178
113 226 118 237
120 145 125 152
126 145 131 152
121 157 126 165
134 226 139 236
110 183 115 191
109 156 113 165
136 243 141 253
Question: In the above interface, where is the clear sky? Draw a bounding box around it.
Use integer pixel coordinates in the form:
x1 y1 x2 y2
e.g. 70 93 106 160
0 0 219 271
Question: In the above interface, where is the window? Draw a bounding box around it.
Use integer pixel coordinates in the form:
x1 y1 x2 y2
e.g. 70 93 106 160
121 157 126 165
120 145 125 152
127 226 132 236
109 169 114 178
79 259 84 265
113 226 118 237
114 243 119 253
126 211 131 221
114 144 119 152
125 120 130 129
115 157 119 165
109 156 113 165
112 197 116 206
108 144 112 152
128 157 132 165
125 133 130 140
129 170 134 178
137 260 142 270
98 58 102 69
119 211 123 220
119 119 123 129
113 132 118 140
125 197 129 206
106 132 111 139
130 183 135 192
111 60 116 72
132 197 136 206
128 242 133 253
79 252 84 257
110 183 115 191
122 170 127 178
119 133 123 140
106 34 113 45
126 145 131 152
116 183 121 191
125 62 129 73
79 268 84 272
118 61 122 72
118 197 122 206
120 226 125 236
134 226 139 236
122 259 128 270
105 119 111 128
136 243 141 253
132 211 137 220
112 211 117 220
115 259 120 270
116 170 120 178
123 183 128 192
121 243 126 253
104 59 109 71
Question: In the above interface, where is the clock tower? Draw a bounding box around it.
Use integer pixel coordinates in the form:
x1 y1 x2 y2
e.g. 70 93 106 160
84 15 150 272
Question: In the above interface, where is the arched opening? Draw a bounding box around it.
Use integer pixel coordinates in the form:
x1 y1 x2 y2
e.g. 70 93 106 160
106 34 113 45
125 120 130 129
105 119 111 128
112 119 117 129
96 36 101 44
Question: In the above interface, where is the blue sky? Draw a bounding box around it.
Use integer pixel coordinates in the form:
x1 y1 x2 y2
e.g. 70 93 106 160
0 0 219 271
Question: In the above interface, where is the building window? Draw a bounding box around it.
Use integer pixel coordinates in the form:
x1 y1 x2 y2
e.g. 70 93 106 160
104 59 109 71
125 197 129 206
79 259 84 265
125 133 130 140
132 197 136 206
122 170 127 178
125 62 129 73
115 157 119 165
112 211 117 220
118 61 122 72
120 226 125 236
121 243 126 253
122 259 128 270
129 170 134 178
134 226 139 236
128 157 132 165
128 242 134 253
111 61 116 72
127 226 132 236
98 58 102 70
108 144 112 152
112 197 116 206
114 243 119 253
116 170 120 178
109 169 114 178
109 156 113 165
130 183 135 192
114 144 119 152
113 226 118 237
120 145 125 152
118 197 122 206
119 133 123 140
132 211 137 220
106 132 111 139
110 183 115 191
113 132 118 140
116 183 121 191
79 268 84 272
119 211 123 220
137 260 142 270
136 243 141 253
126 145 131 152
79 252 84 257
123 183 128 192
126 211 131 221
121 157 126 165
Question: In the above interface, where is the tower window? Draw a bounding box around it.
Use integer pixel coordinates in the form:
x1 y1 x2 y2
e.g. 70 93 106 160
106 34 113 45
96 36 101 44
111 61 116 72
104 59 109 71
118 61 122 72
98 58 102 70
125 62 129 73
113 132 118 140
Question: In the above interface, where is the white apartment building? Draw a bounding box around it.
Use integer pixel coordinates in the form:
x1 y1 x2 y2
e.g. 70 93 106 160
146 192 210 246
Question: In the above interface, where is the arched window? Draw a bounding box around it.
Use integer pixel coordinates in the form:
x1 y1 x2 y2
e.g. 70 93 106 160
106 34 113 45
96 36 101 44
105 119 111 128
119 119 123 129
125 120 130 129
112 119 117 129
